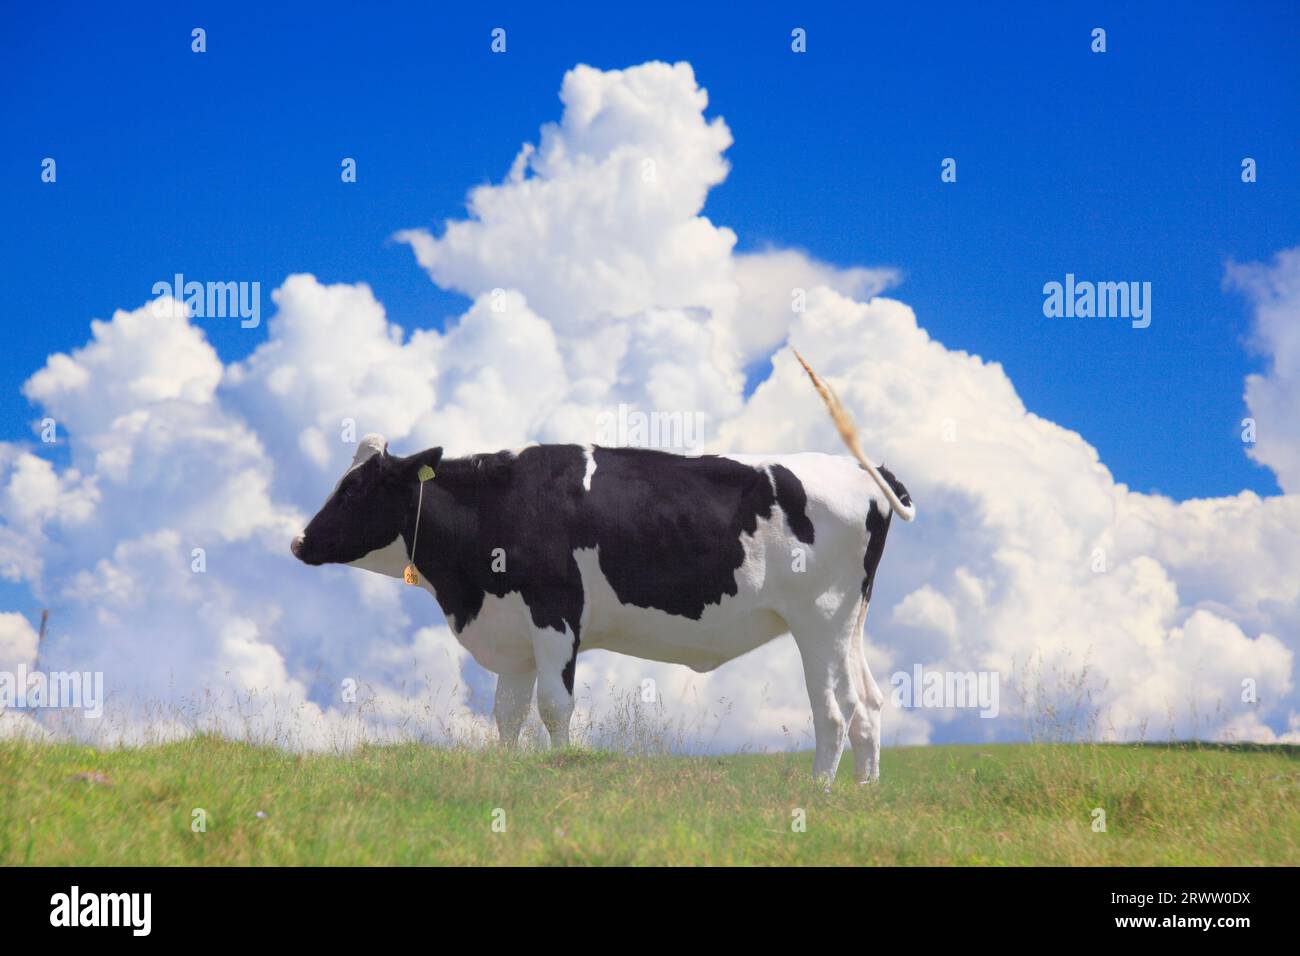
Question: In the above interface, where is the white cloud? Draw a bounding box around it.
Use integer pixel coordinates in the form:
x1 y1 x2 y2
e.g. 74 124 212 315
0 611 39 672
0 448 98 583
24 297 223 441
2 61 1296 750
397 62 737 332
1227 248 1300 492
731 249 900 365
892 585 960 644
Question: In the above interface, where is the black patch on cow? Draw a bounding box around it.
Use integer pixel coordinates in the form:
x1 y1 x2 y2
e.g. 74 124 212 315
876 463 912 508
769 464 815 544
582 447 782 620
862 499 893 601
561 638 578 695
405 446 591 645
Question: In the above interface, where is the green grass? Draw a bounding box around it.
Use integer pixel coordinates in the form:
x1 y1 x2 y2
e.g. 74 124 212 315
2 738 1296 865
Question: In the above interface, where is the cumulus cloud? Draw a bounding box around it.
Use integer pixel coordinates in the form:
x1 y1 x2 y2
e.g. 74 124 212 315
0 447 98 582
1227 248 1300 493
1 61 1296 751
395 61 745 447
731 249 900 365
0 612 38 672
397 62 737 330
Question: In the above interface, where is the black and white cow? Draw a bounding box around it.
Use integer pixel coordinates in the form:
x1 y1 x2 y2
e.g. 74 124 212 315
291 355 913 784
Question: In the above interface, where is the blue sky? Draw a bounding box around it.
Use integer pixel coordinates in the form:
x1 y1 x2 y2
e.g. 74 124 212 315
2 0 1296 506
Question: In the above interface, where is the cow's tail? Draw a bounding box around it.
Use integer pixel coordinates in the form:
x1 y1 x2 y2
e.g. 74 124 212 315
791 348 916 522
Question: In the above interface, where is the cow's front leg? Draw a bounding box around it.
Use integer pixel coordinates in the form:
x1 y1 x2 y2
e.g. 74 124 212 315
532 626 578 748
493 669 536 747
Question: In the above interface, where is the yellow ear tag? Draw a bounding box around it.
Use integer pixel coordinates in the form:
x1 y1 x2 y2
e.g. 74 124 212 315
403 564 419 586
418 464 435 482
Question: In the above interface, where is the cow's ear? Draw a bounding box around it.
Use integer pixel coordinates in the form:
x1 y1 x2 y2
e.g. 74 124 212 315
390 446 443 481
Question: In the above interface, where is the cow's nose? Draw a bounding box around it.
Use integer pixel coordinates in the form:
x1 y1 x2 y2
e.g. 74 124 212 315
290 535 305 558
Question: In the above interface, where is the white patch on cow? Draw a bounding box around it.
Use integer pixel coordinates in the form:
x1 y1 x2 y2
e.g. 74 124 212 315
572 545 789 673
345 535 409 579
355 433 387 463
325 433 389 499
582 445 597 491
345 534 448 612
452 590 544 675
727 452 891 527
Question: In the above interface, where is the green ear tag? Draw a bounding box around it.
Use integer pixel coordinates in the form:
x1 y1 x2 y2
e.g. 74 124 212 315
417 464 435 482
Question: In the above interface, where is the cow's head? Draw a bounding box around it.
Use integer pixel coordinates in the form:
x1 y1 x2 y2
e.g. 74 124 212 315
291 434 443 567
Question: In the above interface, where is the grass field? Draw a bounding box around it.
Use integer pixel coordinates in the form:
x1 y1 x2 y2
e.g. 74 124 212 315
1 737 1296 865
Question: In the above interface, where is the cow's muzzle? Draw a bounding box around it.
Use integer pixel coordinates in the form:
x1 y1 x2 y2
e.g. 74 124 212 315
291 533 330 565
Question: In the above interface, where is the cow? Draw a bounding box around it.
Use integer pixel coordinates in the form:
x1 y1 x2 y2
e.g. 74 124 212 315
291 351 913 785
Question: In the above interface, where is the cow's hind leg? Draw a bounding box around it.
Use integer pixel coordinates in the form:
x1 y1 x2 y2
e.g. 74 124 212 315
848 603 884 783
493 669 536 747
532 626 578 748
792 603 867 789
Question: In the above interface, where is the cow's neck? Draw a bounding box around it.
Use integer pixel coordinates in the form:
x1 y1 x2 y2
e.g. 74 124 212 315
345 535 410 579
